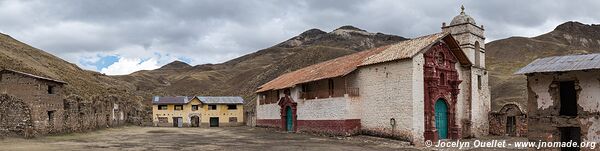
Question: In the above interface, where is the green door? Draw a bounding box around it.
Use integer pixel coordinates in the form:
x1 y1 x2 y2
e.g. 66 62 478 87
210 117 219 127
435 99 448 139
286 106 293 131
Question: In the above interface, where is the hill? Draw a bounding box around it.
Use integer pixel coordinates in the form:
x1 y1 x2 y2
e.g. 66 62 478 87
115 26 408 114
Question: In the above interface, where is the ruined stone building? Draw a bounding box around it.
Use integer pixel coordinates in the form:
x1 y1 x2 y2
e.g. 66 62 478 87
0 69 66 137
0 69 138 138
152 96 244 127
255 7 490 144
489 103 527 137
516 53 600 149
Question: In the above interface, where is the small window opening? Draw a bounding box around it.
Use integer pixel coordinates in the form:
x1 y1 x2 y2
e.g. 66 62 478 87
191 105 199 111
174 105 183 110
227 105 237 110
208 105 217 110
477 75 482 90
439 73 445 85
559 81 577 116
158 105 168 110
47 111 55 122
48 85 55 94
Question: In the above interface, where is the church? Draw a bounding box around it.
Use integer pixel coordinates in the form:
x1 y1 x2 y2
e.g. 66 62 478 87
255 6 490 144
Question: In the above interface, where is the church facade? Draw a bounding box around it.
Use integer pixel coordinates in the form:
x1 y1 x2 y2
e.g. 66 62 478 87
255 7 490 144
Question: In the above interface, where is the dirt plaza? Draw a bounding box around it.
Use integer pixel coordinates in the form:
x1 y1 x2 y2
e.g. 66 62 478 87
0 126 422 151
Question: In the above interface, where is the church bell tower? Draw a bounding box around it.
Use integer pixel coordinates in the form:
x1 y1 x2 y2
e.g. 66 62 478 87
441 5 490 138
442 5 485 68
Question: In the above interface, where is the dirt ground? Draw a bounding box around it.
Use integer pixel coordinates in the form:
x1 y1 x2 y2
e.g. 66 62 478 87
0 126 528 151
0 126 420 151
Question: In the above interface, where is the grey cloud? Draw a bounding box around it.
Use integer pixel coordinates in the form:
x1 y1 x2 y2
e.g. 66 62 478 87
0 0 599 70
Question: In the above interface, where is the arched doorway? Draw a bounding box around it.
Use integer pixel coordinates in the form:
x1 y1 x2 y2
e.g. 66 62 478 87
278 96 297 132
285 106 293 131
435 99 448 139
191 116 200 127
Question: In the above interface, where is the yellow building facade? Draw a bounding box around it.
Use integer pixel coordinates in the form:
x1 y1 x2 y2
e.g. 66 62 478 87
152 96 244 127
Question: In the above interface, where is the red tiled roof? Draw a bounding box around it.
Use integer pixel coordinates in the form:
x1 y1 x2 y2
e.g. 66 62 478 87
256 32 470 93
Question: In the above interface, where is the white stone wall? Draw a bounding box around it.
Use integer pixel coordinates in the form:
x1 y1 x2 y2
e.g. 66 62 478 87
469 68 490 137
296 97 352 120
353 59 416 135
456 62 470 132
256 98 280 119
411 54 425 142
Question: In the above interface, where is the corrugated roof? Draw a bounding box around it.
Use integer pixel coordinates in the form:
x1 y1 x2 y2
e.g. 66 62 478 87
257 32 470 93
197 96 244 104
515 53 600 74
152 96 193 105
0 69 67 84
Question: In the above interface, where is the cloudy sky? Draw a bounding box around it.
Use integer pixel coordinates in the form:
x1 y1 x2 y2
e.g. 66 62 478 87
0 0 598 75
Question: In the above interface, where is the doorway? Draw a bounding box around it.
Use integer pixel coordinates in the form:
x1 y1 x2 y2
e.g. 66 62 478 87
559 81 577 116
286 106 293 132
560 127 581 151
435 99 448 139
191 116 200 127
210 117 219 127
173 117 183 128
506 116 516 136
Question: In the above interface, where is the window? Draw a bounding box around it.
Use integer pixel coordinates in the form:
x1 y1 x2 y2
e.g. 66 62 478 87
191 105 199 111
439 73 446 85
158 105 168 110
477 75 482 90
174 105 183 110
559 81 577 116
435 52 445 65
227 105 237 110
48 85 55 94
208 105 217 110
475 41 481 67
158 117 168 123
47 111 55 122
229 117 238 123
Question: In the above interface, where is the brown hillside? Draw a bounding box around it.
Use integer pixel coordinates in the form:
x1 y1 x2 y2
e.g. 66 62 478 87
116 26 407 111
487 21 600 112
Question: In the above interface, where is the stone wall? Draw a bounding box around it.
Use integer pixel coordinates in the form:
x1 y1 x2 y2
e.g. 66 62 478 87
527 71 600 150
0 71 65 136
0 94 34 138
489 104 527 137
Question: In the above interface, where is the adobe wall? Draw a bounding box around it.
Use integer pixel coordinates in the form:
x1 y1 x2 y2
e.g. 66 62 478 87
527 71 600 150
489 104 527 137
0 94 34 138
349 58 418 142
0 72 65 135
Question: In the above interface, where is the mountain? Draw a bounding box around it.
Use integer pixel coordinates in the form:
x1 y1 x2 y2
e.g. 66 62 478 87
487 21 600 111
158 60 191 70
116 26 407 111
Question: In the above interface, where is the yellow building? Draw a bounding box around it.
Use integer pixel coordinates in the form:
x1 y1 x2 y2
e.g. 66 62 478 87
152 96 244 127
